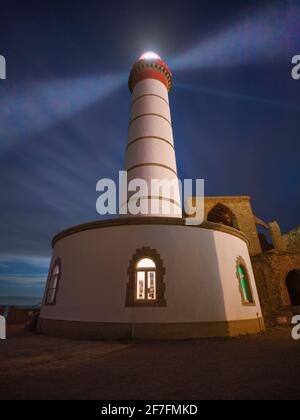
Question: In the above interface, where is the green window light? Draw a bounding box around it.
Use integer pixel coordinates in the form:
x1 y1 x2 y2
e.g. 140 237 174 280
238 265 253 304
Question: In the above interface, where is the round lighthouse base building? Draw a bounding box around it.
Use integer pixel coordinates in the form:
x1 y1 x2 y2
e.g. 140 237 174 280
38 218 265 340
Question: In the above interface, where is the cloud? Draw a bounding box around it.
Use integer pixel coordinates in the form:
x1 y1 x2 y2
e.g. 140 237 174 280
0 275 46 287
0 263 9 269
0 254 51 269
0 255 49 296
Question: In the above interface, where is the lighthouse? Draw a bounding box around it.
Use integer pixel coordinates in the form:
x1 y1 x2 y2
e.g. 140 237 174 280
123 52 182 218
38 52 265 340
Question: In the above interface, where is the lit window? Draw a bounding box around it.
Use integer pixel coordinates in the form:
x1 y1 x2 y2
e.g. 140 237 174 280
45 260 61 305
148 271 156 300
126 247 166 307
238 265 254 304
137 258 156 269
136 258 157 301
137 271 145 300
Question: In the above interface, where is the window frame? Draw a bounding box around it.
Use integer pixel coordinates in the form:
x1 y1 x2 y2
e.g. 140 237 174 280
136 258 157 302
126 247 166 307
236 256 255 306
44 258 62 306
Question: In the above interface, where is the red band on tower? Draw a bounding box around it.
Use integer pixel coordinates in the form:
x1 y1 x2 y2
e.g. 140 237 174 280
129 57 173 93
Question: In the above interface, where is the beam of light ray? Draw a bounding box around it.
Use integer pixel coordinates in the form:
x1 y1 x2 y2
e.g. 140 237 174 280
171 3 299 71
176 82 300 112
0 72 127 153
0 95 125 257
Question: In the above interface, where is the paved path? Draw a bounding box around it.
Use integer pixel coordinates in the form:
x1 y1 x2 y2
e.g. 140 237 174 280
0 328 299 400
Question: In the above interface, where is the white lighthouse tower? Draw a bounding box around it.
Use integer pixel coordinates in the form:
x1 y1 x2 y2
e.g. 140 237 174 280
38 52 265 340
123 52 182 218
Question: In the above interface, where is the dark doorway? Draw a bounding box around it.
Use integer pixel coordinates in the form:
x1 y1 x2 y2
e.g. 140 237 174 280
286 270 300 306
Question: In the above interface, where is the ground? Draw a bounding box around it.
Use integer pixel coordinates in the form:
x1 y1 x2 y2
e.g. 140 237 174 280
0 327 300 400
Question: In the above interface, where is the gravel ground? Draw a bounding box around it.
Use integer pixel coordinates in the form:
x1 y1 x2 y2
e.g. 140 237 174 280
0 327 299 400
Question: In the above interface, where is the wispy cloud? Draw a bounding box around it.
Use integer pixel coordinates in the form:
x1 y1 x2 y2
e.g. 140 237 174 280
0 263 9 269
0 254 51 269
0 255 49 297
0 275 47 287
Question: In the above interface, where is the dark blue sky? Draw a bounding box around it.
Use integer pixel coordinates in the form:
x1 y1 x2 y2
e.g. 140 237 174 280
0 0 299 298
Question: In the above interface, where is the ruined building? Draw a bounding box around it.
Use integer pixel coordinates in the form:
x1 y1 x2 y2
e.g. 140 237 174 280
188 196 300 325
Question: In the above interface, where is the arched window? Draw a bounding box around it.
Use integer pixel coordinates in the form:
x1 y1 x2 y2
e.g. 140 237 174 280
207 204 239 229
45 259 61 306
126 247 166 307
237 263 254 305
136 258 157 301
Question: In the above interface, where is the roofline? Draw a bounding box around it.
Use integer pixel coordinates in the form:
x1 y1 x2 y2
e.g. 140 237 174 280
203 196 251 201
51 217 250 249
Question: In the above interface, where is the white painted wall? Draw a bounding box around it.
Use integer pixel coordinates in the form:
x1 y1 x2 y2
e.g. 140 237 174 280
131 96 172 124
40 225 263 325
132 79 169 103
125 78 182 218
128 116 174 146
126 140 176 169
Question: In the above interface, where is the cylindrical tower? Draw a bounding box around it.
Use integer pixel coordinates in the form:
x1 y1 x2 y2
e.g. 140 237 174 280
38 51 265 341
123 52 182 218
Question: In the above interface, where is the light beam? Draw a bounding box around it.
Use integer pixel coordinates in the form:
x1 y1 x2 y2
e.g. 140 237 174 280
171 3 299 71
0 72 127 153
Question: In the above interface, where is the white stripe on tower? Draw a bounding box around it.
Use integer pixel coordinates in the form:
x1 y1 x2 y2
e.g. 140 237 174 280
123 52 182 218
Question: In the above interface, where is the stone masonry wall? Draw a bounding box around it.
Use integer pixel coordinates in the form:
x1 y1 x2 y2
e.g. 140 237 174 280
204 197 262 256
251 250 300 324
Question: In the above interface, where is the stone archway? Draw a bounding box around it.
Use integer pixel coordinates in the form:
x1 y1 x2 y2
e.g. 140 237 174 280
207 204 239 230
254 216 274 252
256 225 274 252
251 251 300 322
286 270 300 306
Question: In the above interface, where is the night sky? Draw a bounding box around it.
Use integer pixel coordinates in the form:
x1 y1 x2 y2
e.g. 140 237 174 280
0 0 299 298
